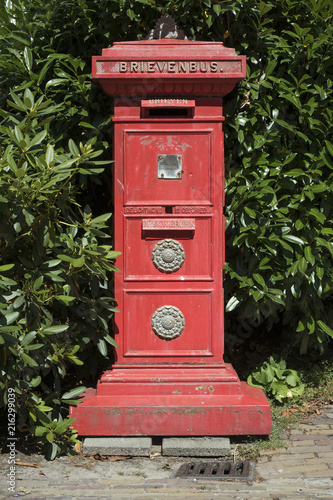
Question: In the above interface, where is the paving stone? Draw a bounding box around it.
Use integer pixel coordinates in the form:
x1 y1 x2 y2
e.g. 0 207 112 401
11 480 50 488
305 428 333 435
83 436 152 456
303 470 333 478
317 451 333 458
309 417 333 425
162 437 230 457
144 479 194 486
290 433 328 440
98 478 143 485
163 495 228 499
111 484 153 491
314 438 333 446
288 439 315 446
304 457 332 465
267 453 315 462
146 487 198 494
259 472 304 479
109 488 147 495
298 423 331 429
257 461 310 471
259 448 287 456
305 477 333 488
280 463 328 473
287 445 332 454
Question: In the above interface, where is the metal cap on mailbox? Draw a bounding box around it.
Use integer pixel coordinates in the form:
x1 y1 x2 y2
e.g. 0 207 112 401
70 23 272 439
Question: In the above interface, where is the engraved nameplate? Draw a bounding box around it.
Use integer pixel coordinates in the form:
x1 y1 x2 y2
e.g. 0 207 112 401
142 219 195 231
174 206 213 214
96 60 242 75
142 99 194 107
158 154 182 179
124 206 163 215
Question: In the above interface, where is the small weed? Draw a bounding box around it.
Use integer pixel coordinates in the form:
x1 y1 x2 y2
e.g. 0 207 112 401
133 471 147 478
162 464 171 470
117 472 124 476
200 485 207 490
248 357 304 403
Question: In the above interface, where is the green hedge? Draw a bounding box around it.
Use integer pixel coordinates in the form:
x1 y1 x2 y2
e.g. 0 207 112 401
0 0 332 457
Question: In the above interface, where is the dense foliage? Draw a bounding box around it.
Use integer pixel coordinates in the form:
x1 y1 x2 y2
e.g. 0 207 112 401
0 0 332 456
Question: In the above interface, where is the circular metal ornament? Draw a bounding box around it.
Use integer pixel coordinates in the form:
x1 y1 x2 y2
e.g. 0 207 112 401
151 305 185 340
152 239 185 273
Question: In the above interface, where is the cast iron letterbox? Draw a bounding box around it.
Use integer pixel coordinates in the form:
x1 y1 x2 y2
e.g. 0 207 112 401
70 34 272 436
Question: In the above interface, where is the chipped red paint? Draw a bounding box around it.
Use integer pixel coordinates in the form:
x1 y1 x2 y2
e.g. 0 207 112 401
70 39 272 436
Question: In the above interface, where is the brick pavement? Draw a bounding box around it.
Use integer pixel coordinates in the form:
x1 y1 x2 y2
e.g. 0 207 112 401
1 406 333 499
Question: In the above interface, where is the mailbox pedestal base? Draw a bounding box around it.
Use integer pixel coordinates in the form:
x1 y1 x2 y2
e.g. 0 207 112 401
70 364 271 436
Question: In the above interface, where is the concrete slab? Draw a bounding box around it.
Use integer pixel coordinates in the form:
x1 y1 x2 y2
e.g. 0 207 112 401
82 437 152 456
162 437 230 457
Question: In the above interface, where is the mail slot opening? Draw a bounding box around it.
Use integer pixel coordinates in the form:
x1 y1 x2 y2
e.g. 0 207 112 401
148 107 190 117
141 99 195 119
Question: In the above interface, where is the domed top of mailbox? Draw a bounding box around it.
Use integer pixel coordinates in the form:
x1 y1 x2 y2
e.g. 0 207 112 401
92 39 246 97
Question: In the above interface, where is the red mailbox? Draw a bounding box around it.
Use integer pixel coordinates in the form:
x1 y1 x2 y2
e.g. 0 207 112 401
70 33 272 436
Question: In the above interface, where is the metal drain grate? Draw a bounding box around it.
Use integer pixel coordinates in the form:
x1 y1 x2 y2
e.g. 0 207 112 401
170 460 255 481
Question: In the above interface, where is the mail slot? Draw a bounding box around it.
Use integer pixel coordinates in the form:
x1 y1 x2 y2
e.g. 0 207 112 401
70 23 272 438
141 99 195 118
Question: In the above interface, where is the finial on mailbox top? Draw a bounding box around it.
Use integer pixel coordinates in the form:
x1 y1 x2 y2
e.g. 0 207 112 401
146 13 189 40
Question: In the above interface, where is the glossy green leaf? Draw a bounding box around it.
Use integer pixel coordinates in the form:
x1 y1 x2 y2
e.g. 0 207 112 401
325 140 333 156
317 321 333 338
68 139 79 156
23 47 33 72
45 78 68 89
20 331 37 346
297 257 308 274
33 276 44 290
30 130 47 147
72 256 85 267
41 325 69 334
20 352 38 367
253 273 266 287
244 206 256 218
4 312 20 325
0 264 14 272
34 426 49 436
62 387 86 400
55 295 75 304
54 418 76 434
304 246 315 266
97 338 107 356
309 208 325 224
283 235 304 245
225 296 240 312
45 144 55 166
